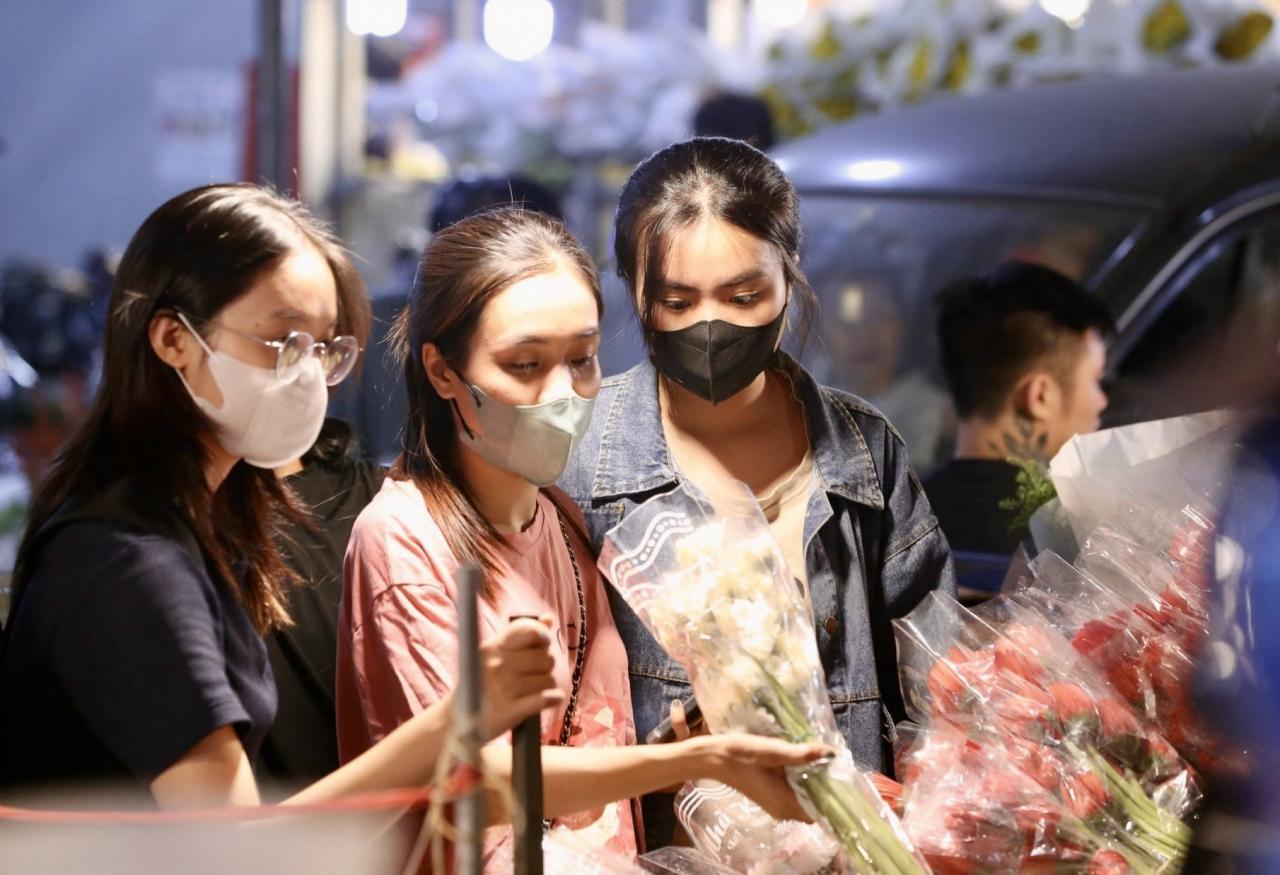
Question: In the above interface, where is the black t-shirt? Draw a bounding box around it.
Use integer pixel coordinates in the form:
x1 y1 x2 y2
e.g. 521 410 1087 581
924 458 1026 555
257 458 384 788
0 519 276 798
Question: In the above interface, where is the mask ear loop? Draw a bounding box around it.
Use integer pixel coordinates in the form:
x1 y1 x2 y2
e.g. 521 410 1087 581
766 291 792 363
174 310 216 357
450 398 476 440
170 311 219 402
446 362 483 441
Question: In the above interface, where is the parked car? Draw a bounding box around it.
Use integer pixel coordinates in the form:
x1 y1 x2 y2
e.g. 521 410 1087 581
773 64 1280 478
345 66 1280 482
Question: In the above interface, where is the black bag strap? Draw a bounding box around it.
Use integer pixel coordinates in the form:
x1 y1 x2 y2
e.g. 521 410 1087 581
541 487 593 553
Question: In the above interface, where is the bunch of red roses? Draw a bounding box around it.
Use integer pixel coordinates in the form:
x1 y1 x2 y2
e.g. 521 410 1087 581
896 722 1139 874
1013 511 1235 776
893 591 1199 874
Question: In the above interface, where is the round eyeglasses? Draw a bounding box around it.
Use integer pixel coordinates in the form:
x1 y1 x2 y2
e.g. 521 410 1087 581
177 312 360 386
266 329 360 386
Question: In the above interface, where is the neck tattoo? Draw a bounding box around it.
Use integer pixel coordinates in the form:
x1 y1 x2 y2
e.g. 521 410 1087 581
988 414 1049 463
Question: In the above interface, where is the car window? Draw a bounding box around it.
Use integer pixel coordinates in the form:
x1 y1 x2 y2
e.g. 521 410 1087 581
795 194 1141 475
1110 216 1280 423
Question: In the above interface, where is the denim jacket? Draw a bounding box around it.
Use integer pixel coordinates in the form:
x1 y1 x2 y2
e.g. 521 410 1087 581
559 355 955 841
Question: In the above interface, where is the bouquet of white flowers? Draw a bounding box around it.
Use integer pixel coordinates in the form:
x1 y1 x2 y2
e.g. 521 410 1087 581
598 483 928 874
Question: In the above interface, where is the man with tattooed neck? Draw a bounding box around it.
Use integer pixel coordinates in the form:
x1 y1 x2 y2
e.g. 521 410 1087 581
925 262 1113 555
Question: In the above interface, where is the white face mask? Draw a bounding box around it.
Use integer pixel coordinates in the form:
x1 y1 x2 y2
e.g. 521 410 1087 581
454 382 595 488
175 313 328 469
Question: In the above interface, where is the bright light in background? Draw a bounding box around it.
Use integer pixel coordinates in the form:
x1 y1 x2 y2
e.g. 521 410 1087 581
346 0 408 37
484 0 555 62
752 0 809 29
415 98 439 124
846 159 903 182
1041 0 1090 26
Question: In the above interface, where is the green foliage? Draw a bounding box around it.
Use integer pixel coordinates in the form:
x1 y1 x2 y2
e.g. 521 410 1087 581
998 457 1057 534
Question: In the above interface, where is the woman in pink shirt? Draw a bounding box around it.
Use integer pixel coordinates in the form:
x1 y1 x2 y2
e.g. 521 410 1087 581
338 208 826 868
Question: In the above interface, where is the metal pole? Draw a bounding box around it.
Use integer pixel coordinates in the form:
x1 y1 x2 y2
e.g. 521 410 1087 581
511 614 544 875
257 0 289 188
602 0 627 29
454 0 480 42
707 0 745 49
454 564 485 875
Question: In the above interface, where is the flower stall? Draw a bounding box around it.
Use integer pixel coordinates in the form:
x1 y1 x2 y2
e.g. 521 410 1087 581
602 412 1249 873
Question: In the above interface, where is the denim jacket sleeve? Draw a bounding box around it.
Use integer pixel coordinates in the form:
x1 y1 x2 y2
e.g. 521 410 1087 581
879 426 957 614
871 417 957 729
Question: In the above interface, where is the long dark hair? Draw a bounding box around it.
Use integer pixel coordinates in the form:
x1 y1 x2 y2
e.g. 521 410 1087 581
390 207 601 598
12 184 371 633
613 136 819 354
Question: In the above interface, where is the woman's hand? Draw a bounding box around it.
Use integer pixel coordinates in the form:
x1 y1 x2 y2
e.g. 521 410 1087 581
288 622 560 808
695 734 830 822
668 697 707 741
480 617 565 741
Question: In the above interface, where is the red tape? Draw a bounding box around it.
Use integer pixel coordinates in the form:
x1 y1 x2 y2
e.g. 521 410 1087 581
0 787 433 825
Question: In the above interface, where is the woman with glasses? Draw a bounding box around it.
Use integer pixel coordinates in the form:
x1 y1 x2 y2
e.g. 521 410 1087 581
0 183 563 809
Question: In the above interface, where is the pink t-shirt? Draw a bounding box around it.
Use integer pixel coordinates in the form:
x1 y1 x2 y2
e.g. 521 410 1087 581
337 477 638 869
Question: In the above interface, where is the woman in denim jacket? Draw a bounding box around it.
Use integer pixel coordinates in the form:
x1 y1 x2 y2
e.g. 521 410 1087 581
558 137 957 846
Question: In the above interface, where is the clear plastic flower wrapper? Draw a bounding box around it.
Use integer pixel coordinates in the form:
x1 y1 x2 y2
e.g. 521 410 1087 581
1029 412 1237 565
1025 411 1244 778
675 781 846 874
971 596 1200 817
895 591 1198 873
1009 537 1233 776
545 829 648 874
598 483 929 874
638 846 740 875
896 720 1142 874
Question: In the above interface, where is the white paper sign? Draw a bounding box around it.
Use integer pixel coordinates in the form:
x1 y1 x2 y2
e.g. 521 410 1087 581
153 69 246 186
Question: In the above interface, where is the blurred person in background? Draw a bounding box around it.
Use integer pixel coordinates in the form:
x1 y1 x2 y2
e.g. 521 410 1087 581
428 175 563 234
1004 223 1103 284
0 261 106 489
1181 259 1280 871
815 272 953 474
0 183 562 816
926 262 1114 556
1186 396 1280 871
560 137 956 849
692 92 776 151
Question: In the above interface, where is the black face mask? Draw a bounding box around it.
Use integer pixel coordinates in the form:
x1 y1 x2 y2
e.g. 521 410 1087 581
650 308 786 405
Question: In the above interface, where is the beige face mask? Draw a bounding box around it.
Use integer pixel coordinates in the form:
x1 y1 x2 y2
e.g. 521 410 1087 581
453 380 596 487
175 313 328 469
